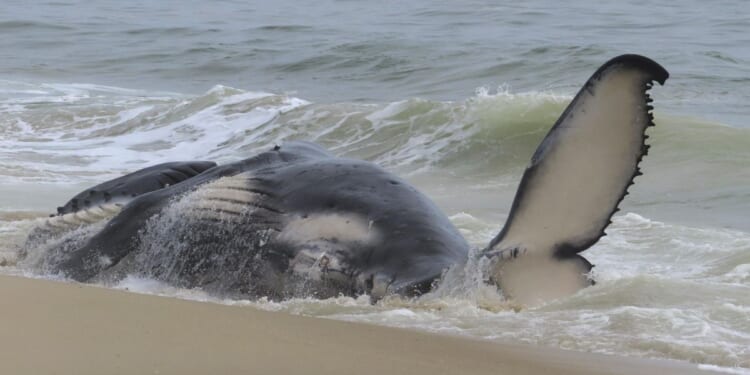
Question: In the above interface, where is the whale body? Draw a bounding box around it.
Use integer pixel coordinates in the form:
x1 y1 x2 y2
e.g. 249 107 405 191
23 55 669 304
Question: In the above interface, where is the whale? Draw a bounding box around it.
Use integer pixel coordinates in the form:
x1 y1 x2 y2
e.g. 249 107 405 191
23 54 669 304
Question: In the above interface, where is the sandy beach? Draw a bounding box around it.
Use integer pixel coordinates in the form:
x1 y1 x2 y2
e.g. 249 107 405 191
0 275 723 375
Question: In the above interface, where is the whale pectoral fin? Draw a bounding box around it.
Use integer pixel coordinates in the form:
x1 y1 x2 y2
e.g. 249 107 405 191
52 164 221 281
486 55 668 304
57 192 167 281
23 161 218 256
56 161 217 215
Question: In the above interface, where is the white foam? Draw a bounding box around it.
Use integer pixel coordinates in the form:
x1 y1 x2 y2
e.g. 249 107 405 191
0 83 312 183
698 364 750 375
113 275 214 302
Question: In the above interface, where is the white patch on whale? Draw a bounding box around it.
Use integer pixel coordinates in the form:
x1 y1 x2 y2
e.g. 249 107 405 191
279 213 379 244
279 213 380 283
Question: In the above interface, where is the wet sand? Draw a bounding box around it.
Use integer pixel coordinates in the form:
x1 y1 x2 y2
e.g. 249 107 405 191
0 275 722 375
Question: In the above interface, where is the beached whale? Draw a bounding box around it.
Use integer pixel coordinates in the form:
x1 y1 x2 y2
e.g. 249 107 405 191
24 54 668 304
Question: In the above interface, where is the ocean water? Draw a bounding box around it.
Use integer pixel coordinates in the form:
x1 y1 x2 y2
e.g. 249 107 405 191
1 0 749 371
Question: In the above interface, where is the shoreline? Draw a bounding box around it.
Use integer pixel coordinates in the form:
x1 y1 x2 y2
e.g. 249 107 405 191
0 274 726 375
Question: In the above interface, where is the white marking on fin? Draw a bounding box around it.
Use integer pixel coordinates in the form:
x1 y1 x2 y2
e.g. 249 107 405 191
44 204 124 230
74 210 100 224
100 203 124 214
61 213 82 226
491 254 591 306
80 205 110 218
